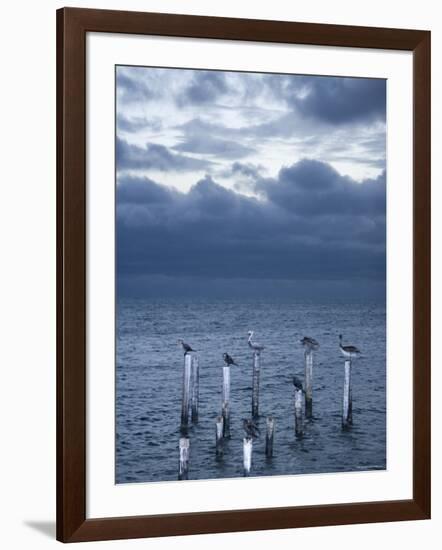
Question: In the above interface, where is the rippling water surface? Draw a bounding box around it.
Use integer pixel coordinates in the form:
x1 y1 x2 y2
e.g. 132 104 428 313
116 299 386 483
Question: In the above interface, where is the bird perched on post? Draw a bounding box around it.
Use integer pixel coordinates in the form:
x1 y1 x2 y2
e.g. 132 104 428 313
223 352 238 366
177 339 194 356
247 331 265 353
242 418 260 439
339 334 361 359
293 376 304 392
300 336 320 351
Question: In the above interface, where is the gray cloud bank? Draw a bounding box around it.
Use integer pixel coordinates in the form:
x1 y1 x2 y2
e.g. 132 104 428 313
117 158 385 300
117 68 385 127
116 137 212 172
116 67 386 300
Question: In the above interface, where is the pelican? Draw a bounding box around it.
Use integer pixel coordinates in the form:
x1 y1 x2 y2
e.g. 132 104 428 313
339 334 361 359
300 336 320 351
247 331 265 352
293 376 304 391
177 338 194 356
242 418 260 439
223 352 238 366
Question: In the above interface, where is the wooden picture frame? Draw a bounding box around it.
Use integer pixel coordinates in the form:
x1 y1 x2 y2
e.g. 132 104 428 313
56 7 431 542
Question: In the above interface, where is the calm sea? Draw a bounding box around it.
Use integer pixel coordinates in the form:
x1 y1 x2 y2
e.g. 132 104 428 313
116 299 386 483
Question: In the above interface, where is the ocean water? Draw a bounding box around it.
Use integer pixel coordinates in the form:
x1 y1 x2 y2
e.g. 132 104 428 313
116 299 386 483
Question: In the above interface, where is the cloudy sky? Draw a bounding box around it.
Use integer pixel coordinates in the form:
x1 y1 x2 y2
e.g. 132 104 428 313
116 66 386 301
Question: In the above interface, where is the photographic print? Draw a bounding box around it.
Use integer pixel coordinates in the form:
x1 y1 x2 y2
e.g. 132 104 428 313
115 65 386 483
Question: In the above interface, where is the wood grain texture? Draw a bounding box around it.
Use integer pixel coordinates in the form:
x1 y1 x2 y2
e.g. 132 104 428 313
57 7 86 543
412 32 431 519
56 7 431 542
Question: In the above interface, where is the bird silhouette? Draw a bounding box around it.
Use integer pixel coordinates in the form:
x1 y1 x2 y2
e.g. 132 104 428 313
247 331 265 352
339 334 361 359
177 339 194 356
242 418 260 439
293 376 304 391
300 336 320 351
223 352 238 366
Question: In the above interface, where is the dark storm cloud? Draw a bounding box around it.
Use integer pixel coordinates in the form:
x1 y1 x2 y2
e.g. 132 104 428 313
171 77 385 154
180 71 229 105
296 77 386 124
237 78 386 138
229 162 265 179
117 159 386 284
173 135 256 159
175 74 386 131
257 73 386 125
116 70 153 104
116 137 212 172
173 74 386 148
256 159 386 216
117 175 178 205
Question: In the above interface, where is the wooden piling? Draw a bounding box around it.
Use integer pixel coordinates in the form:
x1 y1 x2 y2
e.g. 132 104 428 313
178 437 190 480
243 437 253 476
222 365 231 437
215 416 224 458
342 359 353 429
294 388 304 438
181 354 192 429
252 351 261 418
304 349 313 418
191 355 199 423
265 416 275 458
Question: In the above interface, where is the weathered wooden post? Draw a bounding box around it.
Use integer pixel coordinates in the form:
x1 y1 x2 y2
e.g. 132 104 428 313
181 354 192 429
294 387 304 438
191 355 199 423
243 437 253 476
252 352 261 418
178 437 190 480
304 349 313 418
342 359 353 429
265 416 275 458
215 416 224 458
222 365 231 437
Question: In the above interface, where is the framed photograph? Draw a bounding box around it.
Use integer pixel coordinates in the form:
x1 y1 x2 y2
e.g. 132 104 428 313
57 7 431 542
